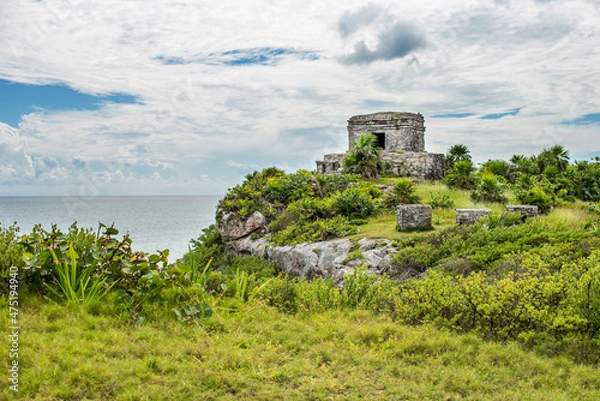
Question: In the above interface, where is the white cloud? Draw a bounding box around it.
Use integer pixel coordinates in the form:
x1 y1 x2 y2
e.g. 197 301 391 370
0 0 598 195
227 160 259 170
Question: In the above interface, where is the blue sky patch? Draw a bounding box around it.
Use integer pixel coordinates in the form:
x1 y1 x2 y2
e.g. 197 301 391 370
480 107 522 120
562 113 600 125
0 79 137 127
155 47 320 67
432 113 476 118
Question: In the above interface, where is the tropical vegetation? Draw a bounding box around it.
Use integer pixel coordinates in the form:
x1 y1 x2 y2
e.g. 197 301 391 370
2 143 600 399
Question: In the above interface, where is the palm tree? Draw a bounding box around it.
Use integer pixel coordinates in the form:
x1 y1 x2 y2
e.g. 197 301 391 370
342 134 385 179
536 145 570 174
446 144 471 168
508 154 539 183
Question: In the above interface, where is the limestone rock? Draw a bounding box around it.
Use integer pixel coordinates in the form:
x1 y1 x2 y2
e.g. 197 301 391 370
218 211 267 241
225 236 401 287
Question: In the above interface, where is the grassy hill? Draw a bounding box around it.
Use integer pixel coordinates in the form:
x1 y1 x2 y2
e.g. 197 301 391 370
2 153 600 399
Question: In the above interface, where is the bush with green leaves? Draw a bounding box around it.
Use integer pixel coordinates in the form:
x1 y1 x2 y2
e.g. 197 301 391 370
0 222 25 294
383 179 421 208
427 192 455 209
515 183 557 214
44 245 116 306
480 159 511 180
270 216 358 246
331 182 382 219
392 217 593 273
342 133 386 179
17 223 172 304
443 160 478 190
569 158 600 201
470 172 508 203
182 224 225 269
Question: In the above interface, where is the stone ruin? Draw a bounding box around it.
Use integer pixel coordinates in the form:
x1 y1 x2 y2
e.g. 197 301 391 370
396 204 433 230
456 209 490 225
316 112 445 180
506 204 540 218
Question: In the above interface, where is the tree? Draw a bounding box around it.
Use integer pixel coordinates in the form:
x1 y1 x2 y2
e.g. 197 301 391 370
446 144 472 169
508 154 539 183
342 134 386 180
536 145 570 175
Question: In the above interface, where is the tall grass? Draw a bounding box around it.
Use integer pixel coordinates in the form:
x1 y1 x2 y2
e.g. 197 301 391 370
3 296 599 400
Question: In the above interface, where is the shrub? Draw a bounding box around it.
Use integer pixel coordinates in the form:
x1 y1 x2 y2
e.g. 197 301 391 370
443 160 478 190
480 159 511 180
184 224 224 267
259 276 299 314
470 173 508 203
270 216 358 246
342 134 386 179
19 223 172 303
515 185 557 214
341 266 379 309
331 183 382 219
383 179 421 208
427 192 455 209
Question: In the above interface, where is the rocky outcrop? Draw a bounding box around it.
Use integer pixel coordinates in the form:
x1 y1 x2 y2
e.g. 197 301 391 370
226 236 402 286
218 211 267 242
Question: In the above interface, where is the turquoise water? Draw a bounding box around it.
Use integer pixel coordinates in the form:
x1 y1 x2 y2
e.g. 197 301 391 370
0 196 221 260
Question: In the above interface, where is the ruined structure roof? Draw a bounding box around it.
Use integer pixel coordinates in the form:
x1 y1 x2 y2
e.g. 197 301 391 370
348 112 423 122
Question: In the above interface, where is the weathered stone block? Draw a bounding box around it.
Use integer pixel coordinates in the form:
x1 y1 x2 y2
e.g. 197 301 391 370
456 209 489 225
396 204 432 230
506 204 540 218
382 151 445 180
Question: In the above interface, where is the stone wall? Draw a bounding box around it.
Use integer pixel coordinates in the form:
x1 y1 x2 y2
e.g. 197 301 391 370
383 152 445 180
316 151 444 179
396 204 432 230
316 153 345 174
347 112 425 152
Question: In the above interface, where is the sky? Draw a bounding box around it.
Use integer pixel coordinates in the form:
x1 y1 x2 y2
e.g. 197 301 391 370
0 0 599 196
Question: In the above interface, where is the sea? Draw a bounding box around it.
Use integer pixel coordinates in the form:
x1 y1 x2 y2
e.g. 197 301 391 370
0 196 221 261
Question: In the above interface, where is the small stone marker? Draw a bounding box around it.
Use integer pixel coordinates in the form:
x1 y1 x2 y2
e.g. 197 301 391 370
456 209 489 225
506 204 540 218
396 204 432 230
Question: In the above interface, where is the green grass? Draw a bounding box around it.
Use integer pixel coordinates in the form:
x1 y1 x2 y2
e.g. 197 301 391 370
350 180 592 242
2 296 600 400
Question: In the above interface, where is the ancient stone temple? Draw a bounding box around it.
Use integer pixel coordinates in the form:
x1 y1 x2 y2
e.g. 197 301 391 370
316 112 445 180
347 112 425 153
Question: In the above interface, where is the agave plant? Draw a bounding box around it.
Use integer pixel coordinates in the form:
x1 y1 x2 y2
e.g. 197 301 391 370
44 245 115 305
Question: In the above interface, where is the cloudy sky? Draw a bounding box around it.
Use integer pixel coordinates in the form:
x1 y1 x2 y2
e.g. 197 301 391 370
0 0 598 196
